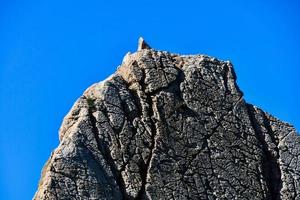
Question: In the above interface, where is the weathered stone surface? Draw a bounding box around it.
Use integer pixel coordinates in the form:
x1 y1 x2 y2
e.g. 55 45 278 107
34 38 300 200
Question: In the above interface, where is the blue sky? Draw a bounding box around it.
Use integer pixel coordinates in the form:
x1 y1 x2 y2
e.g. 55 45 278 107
0 0 299 199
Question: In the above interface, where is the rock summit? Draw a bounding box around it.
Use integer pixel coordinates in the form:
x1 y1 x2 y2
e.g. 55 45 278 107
35 38 300 200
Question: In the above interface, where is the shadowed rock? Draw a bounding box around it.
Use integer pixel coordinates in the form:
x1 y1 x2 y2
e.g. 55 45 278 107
34 39 300 200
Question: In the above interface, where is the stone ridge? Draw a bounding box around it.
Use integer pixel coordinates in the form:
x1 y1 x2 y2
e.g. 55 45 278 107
34 39 300 200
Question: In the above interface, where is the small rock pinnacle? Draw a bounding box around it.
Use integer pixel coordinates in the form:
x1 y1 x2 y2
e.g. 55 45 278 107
137 37 151 50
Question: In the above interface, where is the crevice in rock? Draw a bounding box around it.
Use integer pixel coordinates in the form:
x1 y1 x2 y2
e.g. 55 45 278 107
86 97 134 200
246 104 282 200
223 62 230 95
135 73 157 200
135 62 190 199
261 111 282 199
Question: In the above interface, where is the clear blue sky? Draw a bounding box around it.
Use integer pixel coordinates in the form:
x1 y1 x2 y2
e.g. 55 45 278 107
0 0 299 199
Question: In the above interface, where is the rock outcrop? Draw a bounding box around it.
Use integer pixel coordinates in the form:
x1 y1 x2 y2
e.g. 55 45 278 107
34 38 300 200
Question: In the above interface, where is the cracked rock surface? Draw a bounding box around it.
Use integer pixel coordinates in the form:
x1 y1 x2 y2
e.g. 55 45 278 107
34 39 300 200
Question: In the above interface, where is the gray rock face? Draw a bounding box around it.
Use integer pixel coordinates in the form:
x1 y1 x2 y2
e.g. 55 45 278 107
34 39 300 200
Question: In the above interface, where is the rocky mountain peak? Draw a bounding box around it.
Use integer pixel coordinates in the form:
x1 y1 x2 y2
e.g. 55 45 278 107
34 39 299 200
